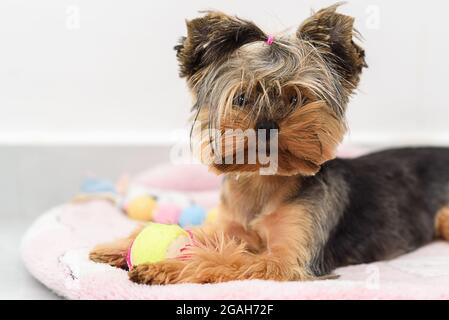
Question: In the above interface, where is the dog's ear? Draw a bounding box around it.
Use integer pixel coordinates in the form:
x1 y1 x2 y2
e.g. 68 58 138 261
175 11 265 79
297 4 367 88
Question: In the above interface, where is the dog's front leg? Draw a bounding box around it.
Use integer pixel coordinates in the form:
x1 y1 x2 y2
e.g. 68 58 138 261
129 204 316 284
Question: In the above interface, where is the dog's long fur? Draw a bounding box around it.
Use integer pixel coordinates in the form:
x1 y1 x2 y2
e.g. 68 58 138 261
90 4 449 284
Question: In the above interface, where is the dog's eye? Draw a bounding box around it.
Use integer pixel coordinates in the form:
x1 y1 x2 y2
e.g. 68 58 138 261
289 91 310 107
290 93 298 106
234 94 246 107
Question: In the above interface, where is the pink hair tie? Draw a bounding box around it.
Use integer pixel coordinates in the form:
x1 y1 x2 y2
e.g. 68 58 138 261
266 35 274 45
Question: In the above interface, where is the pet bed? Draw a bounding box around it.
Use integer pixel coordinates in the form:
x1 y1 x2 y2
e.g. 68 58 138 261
21 154 449 299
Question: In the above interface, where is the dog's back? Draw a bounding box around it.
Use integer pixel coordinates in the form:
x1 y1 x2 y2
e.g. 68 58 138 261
308 147 449 275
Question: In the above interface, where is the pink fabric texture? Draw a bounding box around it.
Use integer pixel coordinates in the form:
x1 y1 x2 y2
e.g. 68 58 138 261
20 147 449 299
134 163 221 192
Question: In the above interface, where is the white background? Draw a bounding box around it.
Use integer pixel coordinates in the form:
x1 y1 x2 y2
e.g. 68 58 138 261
1 0 448 145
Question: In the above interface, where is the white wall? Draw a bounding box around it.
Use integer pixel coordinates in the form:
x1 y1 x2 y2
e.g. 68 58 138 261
0 0 448 145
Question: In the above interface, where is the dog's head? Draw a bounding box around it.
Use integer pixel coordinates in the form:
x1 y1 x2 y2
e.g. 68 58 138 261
175 4 366 176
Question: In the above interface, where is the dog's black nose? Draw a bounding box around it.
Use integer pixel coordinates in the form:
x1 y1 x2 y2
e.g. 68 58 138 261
255 120 279 140
256 120 279 131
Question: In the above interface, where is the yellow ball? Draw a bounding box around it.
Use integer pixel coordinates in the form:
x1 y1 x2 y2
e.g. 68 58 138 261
205 207 219 224
126 195 156 221
127 223 190 268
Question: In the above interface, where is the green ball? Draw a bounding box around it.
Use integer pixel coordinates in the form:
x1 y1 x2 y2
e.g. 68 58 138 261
126 223 190 268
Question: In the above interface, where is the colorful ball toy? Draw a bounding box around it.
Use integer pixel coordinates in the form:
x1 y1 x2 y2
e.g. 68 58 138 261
153 203 183 224
79 181 220 227
178 205 206 228
205 207 219 224
125 195 157 221
73 178 118 203
81 178 116 193
126 223 192 268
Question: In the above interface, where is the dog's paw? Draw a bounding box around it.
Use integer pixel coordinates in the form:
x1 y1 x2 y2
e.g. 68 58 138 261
128 260 185 285
89 244 128 269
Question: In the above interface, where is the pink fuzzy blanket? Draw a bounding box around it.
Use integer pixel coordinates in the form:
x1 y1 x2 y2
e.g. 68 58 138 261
21 157 449 300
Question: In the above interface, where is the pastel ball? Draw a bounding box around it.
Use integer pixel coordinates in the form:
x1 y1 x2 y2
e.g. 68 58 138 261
206 207 219 224
153 203 183 224
127 223 189 268
179 205 206 228
126 195 156 221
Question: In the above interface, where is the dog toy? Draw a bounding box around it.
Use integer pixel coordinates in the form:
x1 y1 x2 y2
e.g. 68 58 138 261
179 205 206 227
122 186 217 226
125 195 157 221
73 178 118 203
205 207 218 224
126 223 192 268
153 203 183 224
77 180 219 226
81 178 116 193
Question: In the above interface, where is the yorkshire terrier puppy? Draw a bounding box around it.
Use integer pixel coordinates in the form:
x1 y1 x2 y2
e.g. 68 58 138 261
90 4 449 284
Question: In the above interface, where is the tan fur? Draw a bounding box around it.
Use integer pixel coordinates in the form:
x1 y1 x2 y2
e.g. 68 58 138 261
435 205 449 240
124 175 317 284
278 100 346 175
128 202 315 284
197 100 345 176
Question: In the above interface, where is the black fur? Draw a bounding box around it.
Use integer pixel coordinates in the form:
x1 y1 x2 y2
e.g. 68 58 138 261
175 12 266 78
301 147 449 276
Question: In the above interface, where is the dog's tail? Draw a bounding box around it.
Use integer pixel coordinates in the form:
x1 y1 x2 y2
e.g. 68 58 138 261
435 206 449 241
